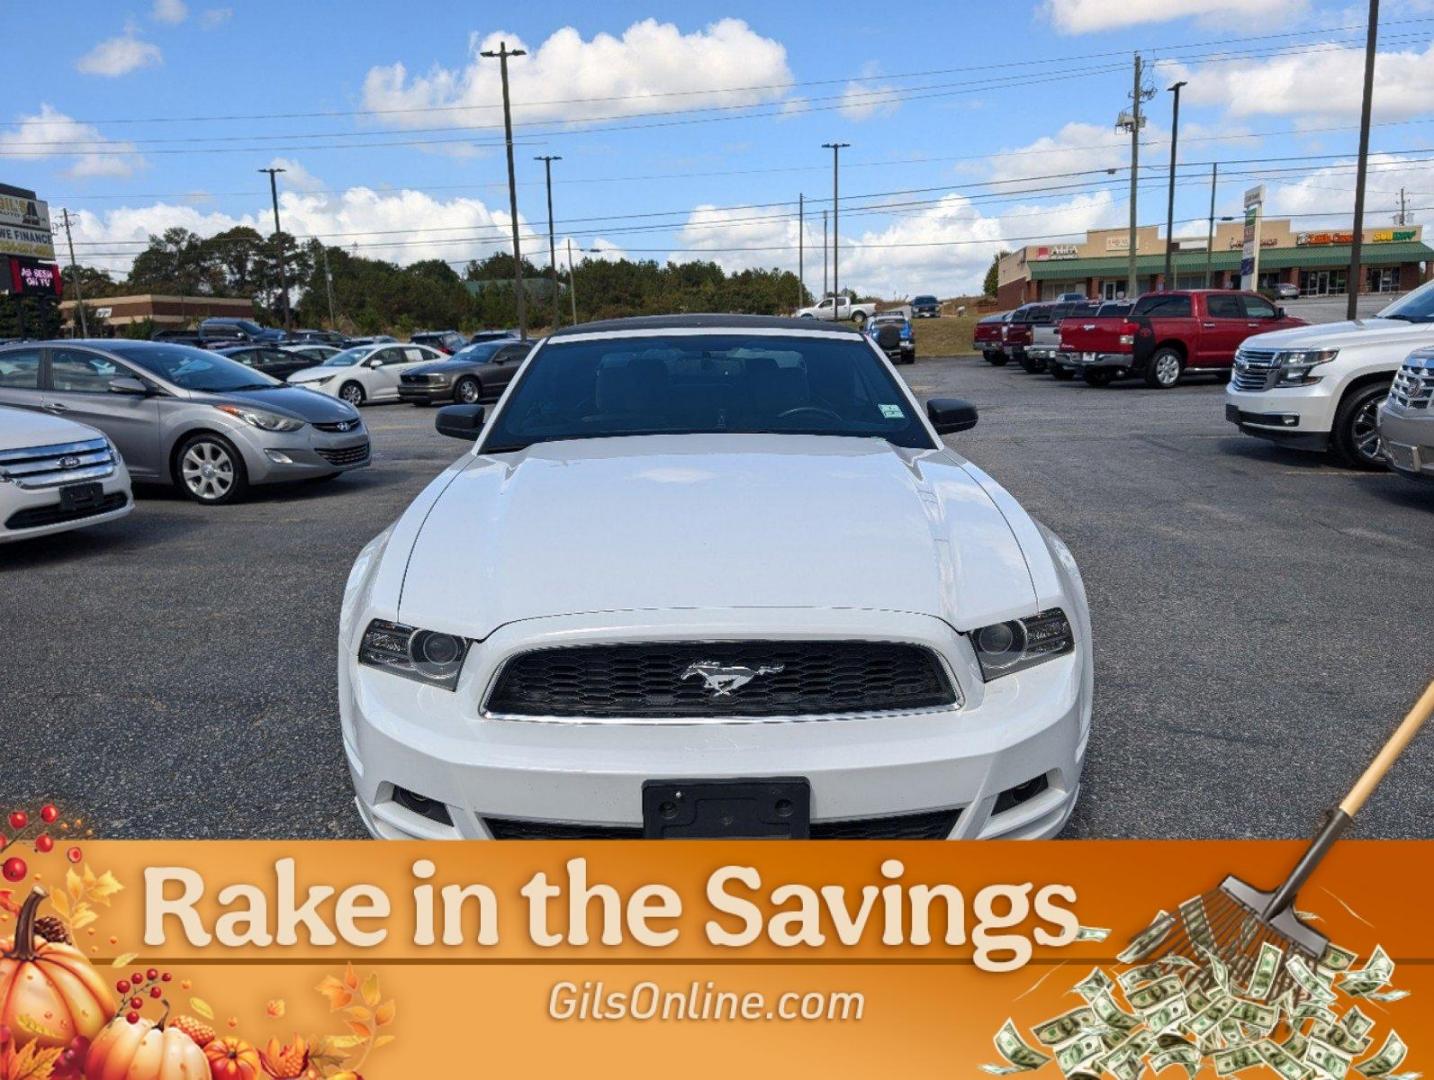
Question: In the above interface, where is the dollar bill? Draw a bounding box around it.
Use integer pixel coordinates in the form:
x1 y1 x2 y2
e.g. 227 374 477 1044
1119 962 1169 992
1355 1032 1407 1078
1260 1039 1313 1080
1228 999 1279 1033
1295 1001 1339 1028
1307 1037 1354 1079
1118 911 1175 964
1341 947 1395 997
1314 1019 1373 1055
1146 996 1191 1034
1319 943 1358 973
1073 967 1114 1002
1075 925 1111 942
1283 1031 1309 1059
1187 997 1237 1039
1288 955 1339 1005
1246 941 1284 1001
987 1019 1053 1074
1056 1033 1106 1075
1128 974 1185 1014
1151 1043 1200 1078
1179 895 1217 952
1343 1007 1375 1040
1090 990 1141 1034
1200 945 1232 993
1213 1044 1263 1075
1033 1006 1099 1047
1363 989 1409 1003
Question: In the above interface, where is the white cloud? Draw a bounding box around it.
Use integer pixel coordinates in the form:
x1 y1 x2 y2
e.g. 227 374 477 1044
266 157 324 193
839 63 902 121
76 31 163 76
200 7 232 28
362 18 793 134
1158 38 1434 120
151 0 188 24
0 104 146 178
1043 0 1306 33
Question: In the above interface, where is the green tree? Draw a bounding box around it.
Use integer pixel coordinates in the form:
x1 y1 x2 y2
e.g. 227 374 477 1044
983 250 1009 298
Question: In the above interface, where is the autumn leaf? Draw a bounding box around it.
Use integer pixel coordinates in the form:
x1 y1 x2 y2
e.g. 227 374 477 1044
373 1034 396 1049
0 891 19 917
265 999 285 1019
189 997 215 1021
343 963 359 990
360 972 381 1008
344 1020 372 1040
111 952 138 968
342 1006 371 1025
87 870 124 905
2 1041 64 1080
47 891 69 920
315 975 353 1011
65 869 83 904
320 1035 365 1053
373 1000 395 1027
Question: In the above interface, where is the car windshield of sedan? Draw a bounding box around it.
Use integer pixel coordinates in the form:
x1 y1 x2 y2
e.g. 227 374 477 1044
482 333 934 452
321 348 371 367
106 343 280 391
447 340 509 364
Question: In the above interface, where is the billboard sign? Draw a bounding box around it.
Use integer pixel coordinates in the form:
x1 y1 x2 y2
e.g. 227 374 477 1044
1240 185 1264 290
0 190 54 260
6 255 63 297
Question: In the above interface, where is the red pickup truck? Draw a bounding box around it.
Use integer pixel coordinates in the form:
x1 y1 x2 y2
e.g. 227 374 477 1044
1057 290 1306 388
974 310 1012 365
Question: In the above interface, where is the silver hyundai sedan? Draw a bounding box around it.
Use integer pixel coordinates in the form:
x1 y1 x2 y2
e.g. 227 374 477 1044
0 340 370 504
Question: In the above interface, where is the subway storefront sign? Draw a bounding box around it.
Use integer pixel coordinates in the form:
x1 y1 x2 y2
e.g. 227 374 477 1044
1298 228 1417 245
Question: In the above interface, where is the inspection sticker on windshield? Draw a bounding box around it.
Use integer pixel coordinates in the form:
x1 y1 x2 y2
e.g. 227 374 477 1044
879 403 904 419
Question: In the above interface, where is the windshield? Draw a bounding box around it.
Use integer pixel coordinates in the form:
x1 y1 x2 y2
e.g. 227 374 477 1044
447 341 508 364
913 296 937 304
1377 279 1434 322
108 343 280 391
322 347 370 367
482 333 935 453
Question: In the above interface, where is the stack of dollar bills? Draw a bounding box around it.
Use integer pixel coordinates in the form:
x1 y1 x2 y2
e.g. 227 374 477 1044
983 900 1414 1079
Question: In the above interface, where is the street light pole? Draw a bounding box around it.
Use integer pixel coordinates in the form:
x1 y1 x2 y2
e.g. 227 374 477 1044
822 210 828 298
1346 0 1379 321
1163 80 1187 289
535 154 562 328
258 167 291 332
822 142 850 313
1204 162 1218 288
566 238 578 324
797 192 804 309
481 40 529 337
319 242 337 328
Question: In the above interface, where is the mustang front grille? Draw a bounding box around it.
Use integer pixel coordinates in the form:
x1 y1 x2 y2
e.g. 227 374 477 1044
484 808 961 840
485 640 957 719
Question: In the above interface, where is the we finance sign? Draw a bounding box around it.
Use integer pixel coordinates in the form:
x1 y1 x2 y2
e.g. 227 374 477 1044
0 191 55 260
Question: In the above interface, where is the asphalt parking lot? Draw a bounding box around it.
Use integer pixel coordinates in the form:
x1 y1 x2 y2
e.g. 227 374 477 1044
3 356 1431 840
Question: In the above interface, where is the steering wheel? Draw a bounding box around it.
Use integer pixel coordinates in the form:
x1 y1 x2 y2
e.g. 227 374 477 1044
777 405 843 423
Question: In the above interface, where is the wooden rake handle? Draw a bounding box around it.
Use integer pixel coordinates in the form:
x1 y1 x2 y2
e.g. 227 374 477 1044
1265 677 1434 919
1339 677 1434 818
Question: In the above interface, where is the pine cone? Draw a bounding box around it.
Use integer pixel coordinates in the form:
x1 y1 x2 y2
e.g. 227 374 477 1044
33 915 70 944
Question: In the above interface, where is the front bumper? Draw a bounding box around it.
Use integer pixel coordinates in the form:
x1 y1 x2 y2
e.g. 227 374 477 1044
398 383 454 404
1224 381 1337 450
1378 401 1434 479
0 462 133 543
240 424 371 484
341 607 1090 842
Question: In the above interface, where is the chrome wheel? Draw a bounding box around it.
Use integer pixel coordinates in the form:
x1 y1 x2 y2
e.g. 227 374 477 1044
181 441 235 501
340 382 365 406
1154 353 1181 386
1351 397 1381 465
456 378 480 404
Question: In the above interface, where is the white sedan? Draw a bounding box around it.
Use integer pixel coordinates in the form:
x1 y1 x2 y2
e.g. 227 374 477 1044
1 404 133 543
340 315 1093 841
288 342 445 406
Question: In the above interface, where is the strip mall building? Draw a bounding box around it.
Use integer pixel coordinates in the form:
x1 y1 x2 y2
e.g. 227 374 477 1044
995 219 1432 308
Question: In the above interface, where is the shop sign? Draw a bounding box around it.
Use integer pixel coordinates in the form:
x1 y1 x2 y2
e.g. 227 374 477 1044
0 191 54 260
1035 244 1079 260
1240 185 1264 290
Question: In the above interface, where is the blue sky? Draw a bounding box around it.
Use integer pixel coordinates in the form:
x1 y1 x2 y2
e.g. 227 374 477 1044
6 0 1434 296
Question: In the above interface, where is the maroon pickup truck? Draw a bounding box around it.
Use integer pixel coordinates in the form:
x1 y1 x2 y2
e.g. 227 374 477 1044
1058 289 1306 388
974 310 1012 365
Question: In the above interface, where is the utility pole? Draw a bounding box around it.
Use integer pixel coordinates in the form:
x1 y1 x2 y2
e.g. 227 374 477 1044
822 210 829 298
797 193 805 309
258 167 292 332
1204 162 1218 288
319 242 337 328
1347 0 1379 321
481 40 529 337
566 239 578 324
1163 81 1187 290
58 208 87 337
1395 187 1409 226
1116 53 1154 298
535 154 562 328
822 142 849 310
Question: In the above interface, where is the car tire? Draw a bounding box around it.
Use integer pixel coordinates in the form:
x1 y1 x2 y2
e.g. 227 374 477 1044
1051 365 1076 381
988 354 1010 367
175 432 248 505
1082 368 1116 387
339 381 366 407
1330 383 1391 470
454 377 481 404
1019 353 1047 374
1144 347 1183 389
852 311 867 328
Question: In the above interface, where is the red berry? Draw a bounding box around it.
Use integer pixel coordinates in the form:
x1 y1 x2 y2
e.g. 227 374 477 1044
60 1049 76 1066
131 972 143 985
7 811 26 832
0 833 7 848
66 846 82 864
40 805 58 824
161 972 172 982
150 986 162 999
35 835 53 853
116 980 130 994
129 997 143 1010
1 857 26 882
146 968 158 981
126 1012 139 1024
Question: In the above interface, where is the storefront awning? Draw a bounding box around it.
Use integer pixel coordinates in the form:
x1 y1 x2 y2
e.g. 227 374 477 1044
1026 241 1433 279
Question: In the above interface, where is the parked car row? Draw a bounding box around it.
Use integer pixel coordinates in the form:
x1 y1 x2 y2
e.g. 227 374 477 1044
976 281 1434 475
151 320 511 357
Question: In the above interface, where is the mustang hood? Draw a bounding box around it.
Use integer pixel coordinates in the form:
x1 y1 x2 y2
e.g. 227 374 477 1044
1244 317 1434 351
396 434 1037 639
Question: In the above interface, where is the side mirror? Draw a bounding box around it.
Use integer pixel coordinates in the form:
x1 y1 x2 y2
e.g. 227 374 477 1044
927 398 978 435
366 357 385 368
436 403 484 441
1275 307 1286 318
108 376 149 396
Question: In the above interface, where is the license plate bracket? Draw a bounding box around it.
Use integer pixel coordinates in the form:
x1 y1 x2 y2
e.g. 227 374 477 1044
59 481 103 512
642 778 811 839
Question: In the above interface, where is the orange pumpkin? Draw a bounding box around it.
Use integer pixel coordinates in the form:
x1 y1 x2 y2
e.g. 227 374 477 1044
85 1015 209 1080
0 887 114 1050
204 1036 262 1080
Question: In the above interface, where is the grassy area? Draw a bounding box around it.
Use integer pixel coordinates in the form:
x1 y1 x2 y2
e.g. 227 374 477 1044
908 313 979 356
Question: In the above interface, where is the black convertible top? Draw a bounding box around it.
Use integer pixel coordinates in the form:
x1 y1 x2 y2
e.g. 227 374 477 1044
548 313 865 338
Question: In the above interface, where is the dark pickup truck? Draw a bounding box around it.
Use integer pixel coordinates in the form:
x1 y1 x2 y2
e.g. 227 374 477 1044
1057 289 1306 388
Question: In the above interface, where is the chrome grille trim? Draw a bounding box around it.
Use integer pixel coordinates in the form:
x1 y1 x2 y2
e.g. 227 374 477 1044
1389 360 1434 409
0 437 116 489
1232 349 1279 393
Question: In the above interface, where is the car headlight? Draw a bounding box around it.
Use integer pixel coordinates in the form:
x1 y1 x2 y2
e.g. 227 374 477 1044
970 608 1074 681
1276 349 1338 386
214 404 306 432
358 619 470 690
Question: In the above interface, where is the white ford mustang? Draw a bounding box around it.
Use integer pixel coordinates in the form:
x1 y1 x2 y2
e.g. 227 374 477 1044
340 315 1093 840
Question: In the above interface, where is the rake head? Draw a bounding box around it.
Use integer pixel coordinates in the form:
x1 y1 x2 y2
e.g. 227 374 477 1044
1145 876 1328 1004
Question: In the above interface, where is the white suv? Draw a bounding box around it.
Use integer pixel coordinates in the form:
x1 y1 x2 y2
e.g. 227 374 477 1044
1225 282 1434 468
